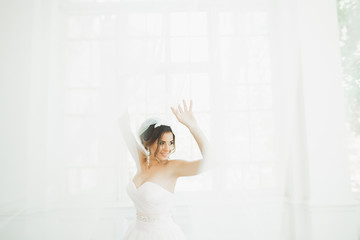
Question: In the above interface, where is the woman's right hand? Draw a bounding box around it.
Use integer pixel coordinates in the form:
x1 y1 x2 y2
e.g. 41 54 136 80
171 100 197 129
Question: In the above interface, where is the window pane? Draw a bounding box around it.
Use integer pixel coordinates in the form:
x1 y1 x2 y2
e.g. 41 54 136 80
189 12 208 36
236 13 250 34
80 168 98 192
146 75 167 113
250 111 274 162
99 168 117 193
170 74 191 103
190 37 208 62
225 165 243 190
66 42 91 87
99 15 117 38
223 112 251 162
223 85 249 111
127 13 146 36
191 73 210 111
219 12 235 35
219 37 247 83
68 16 100 39
243 164 260 189
247 36 271 83
147 13 163 36
248 85 273 110
170 37 189 62
64 118 99 166
260 163 277 189
170 12 188 36
249 12 268 35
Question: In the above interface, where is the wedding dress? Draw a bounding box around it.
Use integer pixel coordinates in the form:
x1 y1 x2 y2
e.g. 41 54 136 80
122 180 187 240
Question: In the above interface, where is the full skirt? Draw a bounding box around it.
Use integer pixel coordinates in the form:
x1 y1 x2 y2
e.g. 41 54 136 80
122 220 187 240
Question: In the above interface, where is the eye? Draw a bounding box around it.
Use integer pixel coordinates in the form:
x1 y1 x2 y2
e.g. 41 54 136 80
170 141 174 145
159 141 165 145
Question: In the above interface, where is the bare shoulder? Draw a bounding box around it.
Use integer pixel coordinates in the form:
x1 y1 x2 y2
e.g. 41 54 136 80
167 159 189 169
168 159 201 177
168 159 184 166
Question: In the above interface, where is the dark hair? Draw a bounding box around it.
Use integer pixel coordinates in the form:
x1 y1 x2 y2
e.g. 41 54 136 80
140 124 176 156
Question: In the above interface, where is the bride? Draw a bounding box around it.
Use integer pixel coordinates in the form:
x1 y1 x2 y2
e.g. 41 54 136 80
120 100 208 240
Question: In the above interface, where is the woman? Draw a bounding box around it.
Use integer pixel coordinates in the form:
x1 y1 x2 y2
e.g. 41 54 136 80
120 100 208 240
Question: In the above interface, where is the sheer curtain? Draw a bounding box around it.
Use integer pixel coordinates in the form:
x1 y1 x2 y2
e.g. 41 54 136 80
1 0 359 239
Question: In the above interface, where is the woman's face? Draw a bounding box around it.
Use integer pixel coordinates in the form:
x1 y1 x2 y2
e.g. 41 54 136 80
149 132 174 161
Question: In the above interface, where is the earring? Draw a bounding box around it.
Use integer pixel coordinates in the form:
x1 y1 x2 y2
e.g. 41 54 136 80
146 150 150 168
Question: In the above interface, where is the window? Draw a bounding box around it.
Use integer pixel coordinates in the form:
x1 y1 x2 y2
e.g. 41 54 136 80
59 0 278 205
337 0 360 193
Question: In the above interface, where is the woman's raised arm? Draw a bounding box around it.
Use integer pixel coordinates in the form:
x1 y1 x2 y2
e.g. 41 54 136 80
170 100 210 176
118 110 146 172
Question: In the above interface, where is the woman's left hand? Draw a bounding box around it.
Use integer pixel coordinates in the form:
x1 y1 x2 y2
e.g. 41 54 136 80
171 100 197 128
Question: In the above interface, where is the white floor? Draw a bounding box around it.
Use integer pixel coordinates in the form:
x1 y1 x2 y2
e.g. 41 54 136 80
0 204 359 240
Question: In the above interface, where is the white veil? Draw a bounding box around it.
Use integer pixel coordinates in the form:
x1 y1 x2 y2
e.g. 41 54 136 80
1 0 358 239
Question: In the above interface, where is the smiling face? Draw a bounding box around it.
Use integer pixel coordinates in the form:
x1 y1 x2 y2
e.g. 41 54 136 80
149 132 174 161
139 123 176 161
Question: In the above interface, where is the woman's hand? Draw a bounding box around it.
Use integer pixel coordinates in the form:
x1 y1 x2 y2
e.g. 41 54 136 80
171 100 197 129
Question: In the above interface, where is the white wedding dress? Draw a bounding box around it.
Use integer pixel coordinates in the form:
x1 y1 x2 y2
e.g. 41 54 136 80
122 180 187 240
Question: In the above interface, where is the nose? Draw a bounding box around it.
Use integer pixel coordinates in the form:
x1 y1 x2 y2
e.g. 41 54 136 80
163 143 171 152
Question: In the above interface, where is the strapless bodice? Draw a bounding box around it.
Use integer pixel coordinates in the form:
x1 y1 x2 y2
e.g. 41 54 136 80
127 180 175 221
122 181 187 239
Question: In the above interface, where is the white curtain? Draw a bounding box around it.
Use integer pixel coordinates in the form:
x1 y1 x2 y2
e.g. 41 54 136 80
1 0 359 239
